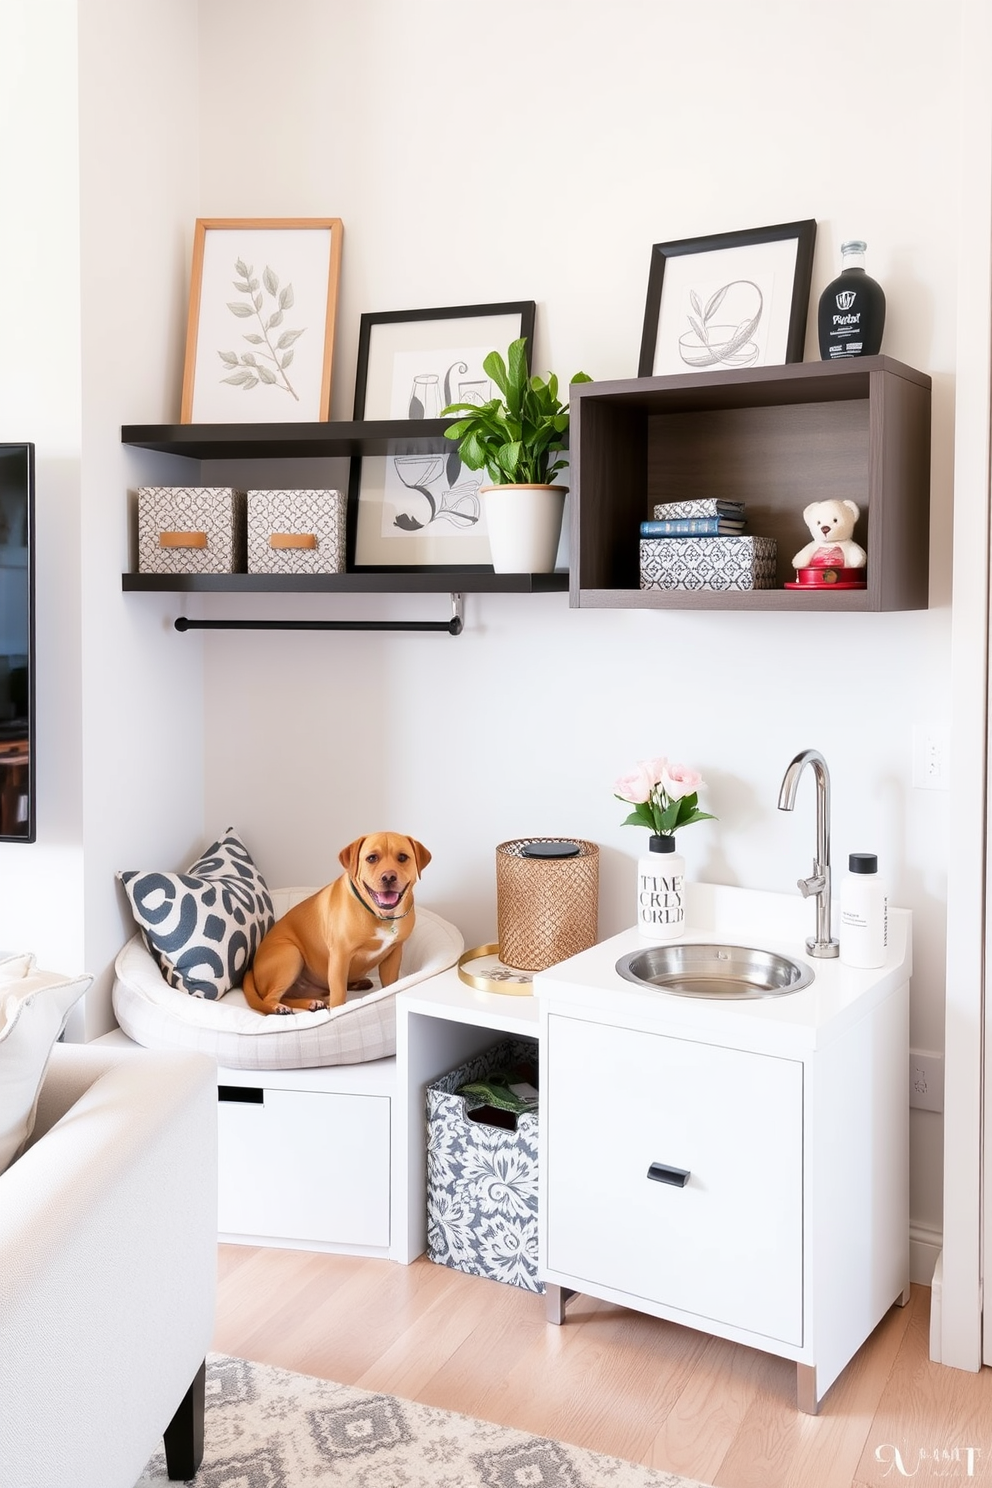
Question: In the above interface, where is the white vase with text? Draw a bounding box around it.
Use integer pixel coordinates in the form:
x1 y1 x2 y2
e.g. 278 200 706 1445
636 834 685 939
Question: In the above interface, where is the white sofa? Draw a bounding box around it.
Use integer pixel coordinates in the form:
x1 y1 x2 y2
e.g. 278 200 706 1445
0 1041 218 1488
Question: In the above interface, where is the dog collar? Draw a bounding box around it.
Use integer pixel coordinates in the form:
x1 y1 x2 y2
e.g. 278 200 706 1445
349 875 413 929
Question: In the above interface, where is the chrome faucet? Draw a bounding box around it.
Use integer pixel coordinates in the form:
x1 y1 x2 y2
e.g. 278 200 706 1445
777 748 839 958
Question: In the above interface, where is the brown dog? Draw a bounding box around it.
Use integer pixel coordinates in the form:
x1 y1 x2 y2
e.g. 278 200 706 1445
242 833 431 1016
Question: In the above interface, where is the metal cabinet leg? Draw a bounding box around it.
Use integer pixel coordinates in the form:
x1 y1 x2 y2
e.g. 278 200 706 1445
796 1363 820 1415
544 1284 575 1325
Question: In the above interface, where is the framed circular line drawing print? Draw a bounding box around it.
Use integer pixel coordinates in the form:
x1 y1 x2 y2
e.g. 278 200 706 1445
639 220 816 377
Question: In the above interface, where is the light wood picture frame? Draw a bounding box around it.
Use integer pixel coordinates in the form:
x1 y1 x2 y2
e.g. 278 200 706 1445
180 218 343 423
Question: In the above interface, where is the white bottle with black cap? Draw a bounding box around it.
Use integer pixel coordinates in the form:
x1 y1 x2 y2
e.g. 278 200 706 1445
840 853 887 968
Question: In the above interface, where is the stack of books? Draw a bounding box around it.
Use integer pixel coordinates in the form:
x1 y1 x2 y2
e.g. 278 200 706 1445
639 498 777 592
640 497 748 538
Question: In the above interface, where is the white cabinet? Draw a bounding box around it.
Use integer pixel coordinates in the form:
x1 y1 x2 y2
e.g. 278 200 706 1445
536 887 912 1414
211 1059 397 1256
218 1084 390 1251
98 972 537 1264
545 1017 803 1345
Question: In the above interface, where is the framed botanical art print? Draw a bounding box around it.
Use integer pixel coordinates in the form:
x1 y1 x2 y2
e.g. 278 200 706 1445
180 218 343 423
350 300 536 569
638 220 816 377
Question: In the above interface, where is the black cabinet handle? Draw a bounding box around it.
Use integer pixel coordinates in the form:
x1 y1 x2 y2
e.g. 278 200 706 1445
218 1085 264 1104
647 1161 690 1188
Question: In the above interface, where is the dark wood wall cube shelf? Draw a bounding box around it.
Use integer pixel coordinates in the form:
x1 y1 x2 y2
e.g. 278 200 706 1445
568 356 931 612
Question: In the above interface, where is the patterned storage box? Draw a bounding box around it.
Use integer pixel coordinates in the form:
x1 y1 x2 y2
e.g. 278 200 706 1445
640 535 777 591
246 489 346 575
138 487 246 574
426 1037 542 1293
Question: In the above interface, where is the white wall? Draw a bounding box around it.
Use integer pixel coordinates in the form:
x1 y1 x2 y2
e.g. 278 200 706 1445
0 0 205 1035
195 0 962 1255
943 0 992 1371
75 0 204 1035
0 0 85 970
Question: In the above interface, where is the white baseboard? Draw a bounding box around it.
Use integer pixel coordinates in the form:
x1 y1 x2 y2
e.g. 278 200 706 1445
929 1251 943 1362
910 1222 942 1287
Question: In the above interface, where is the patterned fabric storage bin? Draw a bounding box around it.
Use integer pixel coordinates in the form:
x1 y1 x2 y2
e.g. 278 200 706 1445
640 535 777 591
138 487 246 574
426 1037 542 1293
246 489 346 575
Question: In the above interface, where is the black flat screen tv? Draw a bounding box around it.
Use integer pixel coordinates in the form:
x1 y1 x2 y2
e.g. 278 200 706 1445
0 443 35 841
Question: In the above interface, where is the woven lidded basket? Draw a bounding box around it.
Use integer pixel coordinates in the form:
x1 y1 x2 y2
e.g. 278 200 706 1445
496 838 599 972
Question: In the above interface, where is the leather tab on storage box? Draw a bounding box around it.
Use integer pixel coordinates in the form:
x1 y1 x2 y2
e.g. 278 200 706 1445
159 530 208 549
269 532 317 550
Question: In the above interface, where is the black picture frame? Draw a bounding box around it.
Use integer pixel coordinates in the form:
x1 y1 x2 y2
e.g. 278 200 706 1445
349 300 536 571
0 442 36 842
638 220 816 377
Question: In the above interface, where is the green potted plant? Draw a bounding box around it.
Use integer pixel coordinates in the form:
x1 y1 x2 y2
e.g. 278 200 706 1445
441 337 591 573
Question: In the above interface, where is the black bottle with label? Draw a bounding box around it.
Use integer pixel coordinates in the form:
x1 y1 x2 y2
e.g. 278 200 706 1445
817 240 885 360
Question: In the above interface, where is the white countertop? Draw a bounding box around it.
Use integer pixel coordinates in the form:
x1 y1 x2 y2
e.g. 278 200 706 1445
398 964 540 1036
533 882 912 1055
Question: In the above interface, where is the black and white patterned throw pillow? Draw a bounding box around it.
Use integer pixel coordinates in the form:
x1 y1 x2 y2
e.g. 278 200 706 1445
118 828 274 999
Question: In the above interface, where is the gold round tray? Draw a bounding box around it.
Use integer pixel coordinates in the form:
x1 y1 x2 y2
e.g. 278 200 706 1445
457 943 534 996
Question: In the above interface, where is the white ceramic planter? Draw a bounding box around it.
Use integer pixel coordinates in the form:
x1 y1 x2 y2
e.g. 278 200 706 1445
482 484 566 573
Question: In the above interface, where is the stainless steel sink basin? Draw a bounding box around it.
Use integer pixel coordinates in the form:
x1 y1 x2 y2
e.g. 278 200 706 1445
615 943 815 999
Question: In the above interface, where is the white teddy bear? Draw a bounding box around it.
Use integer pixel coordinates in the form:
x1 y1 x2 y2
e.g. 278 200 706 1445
792 498 867 570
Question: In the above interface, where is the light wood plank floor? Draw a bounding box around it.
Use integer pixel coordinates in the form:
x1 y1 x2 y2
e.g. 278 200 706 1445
214 1247 991 1487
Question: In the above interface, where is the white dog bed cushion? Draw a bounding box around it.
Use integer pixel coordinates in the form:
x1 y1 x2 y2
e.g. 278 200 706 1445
112 889 464 1070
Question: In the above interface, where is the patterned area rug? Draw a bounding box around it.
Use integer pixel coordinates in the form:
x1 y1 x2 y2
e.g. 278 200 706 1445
137 1353 709 1488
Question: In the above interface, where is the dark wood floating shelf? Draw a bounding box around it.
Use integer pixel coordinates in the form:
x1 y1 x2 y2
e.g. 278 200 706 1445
121 571 568 595
121 418 452 460
120 418 571 596
568 355 932 613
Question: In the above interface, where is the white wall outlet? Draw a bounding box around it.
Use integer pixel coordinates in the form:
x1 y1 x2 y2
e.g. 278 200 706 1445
911 723 950 791
909 1049 945 1112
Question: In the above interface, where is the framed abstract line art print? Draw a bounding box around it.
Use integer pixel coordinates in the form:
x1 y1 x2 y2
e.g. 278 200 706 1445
638 220 816 377
180 218 343 423
350 300 536 569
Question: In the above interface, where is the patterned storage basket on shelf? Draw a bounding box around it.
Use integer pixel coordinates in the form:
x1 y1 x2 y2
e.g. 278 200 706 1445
246 489 346 575
426 1037 542 1293
138 487 246 575
640 535 777 591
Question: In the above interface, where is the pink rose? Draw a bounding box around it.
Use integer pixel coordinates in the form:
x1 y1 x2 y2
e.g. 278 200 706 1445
613 760 656 803
614 757 667 803
640 756 668 785
661 762 703 800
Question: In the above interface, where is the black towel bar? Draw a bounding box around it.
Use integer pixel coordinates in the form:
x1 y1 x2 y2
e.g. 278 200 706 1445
174 594 464 636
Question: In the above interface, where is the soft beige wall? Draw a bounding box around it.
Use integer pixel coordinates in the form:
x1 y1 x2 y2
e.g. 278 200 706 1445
192 0 959 1258
0 0 205 1033
0 0 85 970
75 0 205 1034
